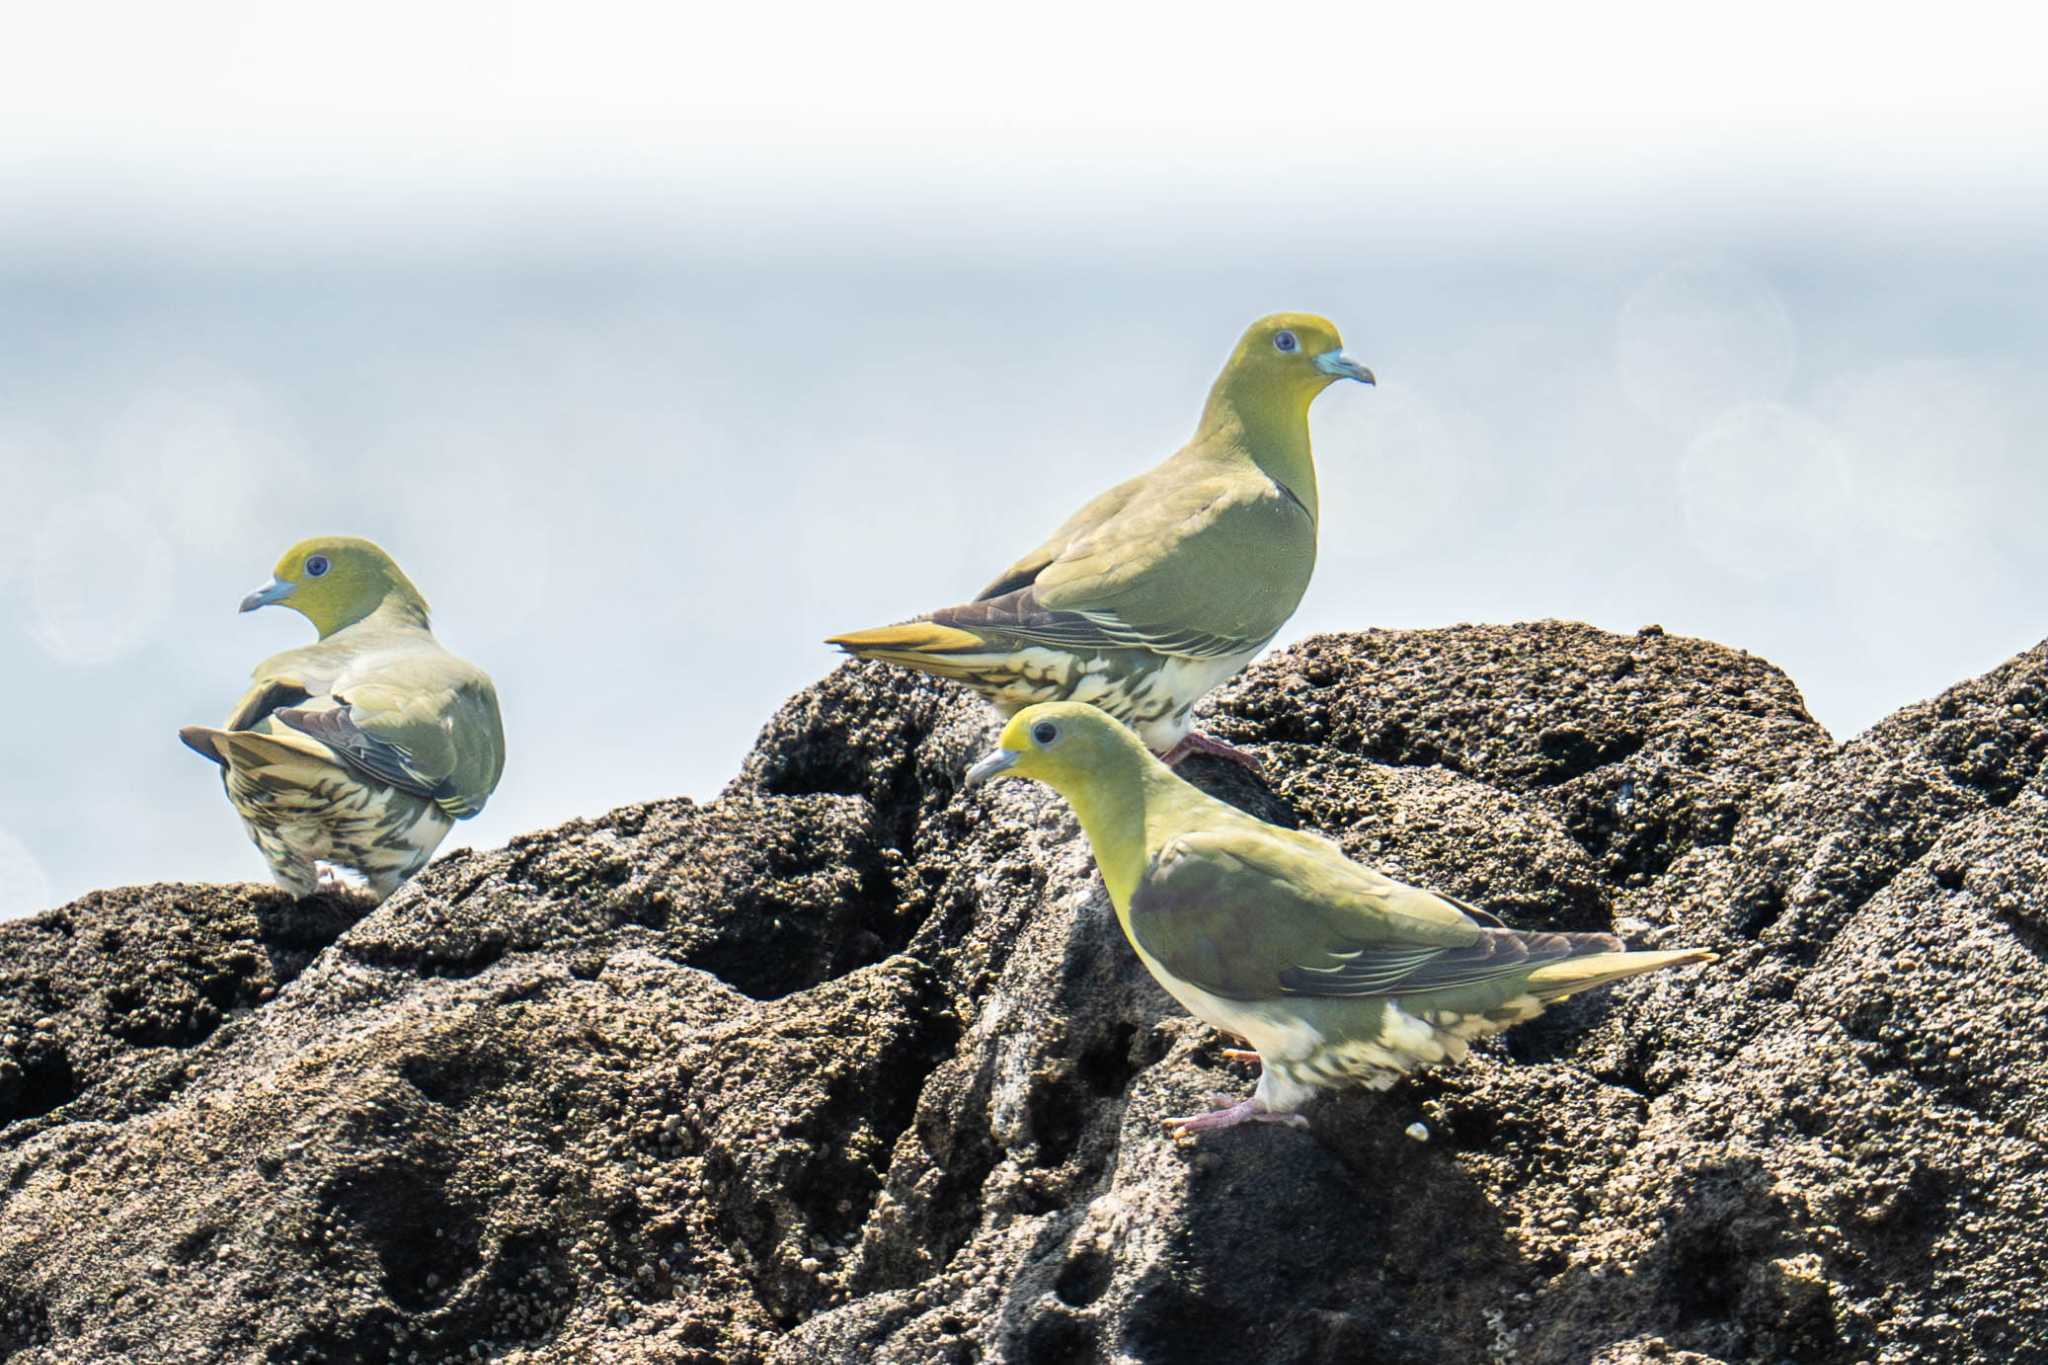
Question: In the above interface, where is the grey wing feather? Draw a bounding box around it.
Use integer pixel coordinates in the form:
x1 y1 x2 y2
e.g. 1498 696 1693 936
1276 928 1618 999
933 588 1256 660
275 706 453 806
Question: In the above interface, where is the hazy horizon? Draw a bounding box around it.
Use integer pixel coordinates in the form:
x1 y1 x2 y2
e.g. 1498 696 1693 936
4 1 2045 915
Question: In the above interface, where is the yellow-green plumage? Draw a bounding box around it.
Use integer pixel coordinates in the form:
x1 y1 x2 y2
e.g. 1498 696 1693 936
967 703 1714 1136
180 536 505 903
830 313 1373 766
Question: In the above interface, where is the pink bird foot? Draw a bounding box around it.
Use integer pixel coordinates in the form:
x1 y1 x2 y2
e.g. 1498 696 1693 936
1163 1093 1310 1139
1159 731 1266 775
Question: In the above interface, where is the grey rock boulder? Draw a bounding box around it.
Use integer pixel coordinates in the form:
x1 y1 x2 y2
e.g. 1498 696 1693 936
0 622 2042 1364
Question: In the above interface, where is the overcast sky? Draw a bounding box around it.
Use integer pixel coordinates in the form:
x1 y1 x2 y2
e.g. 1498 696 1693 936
3 2 2046 914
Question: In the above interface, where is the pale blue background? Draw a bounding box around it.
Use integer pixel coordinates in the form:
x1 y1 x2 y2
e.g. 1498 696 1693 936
2 2 2044 912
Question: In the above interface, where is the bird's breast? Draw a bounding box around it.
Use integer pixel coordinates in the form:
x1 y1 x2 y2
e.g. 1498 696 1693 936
1128 939 1327 1063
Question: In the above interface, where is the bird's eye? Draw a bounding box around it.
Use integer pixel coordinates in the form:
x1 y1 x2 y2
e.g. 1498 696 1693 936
1273 330 1298 353
305 555 330 578
1031 721 1059 746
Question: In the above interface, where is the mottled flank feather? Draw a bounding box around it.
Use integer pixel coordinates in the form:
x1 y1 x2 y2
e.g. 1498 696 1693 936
182 722 454 900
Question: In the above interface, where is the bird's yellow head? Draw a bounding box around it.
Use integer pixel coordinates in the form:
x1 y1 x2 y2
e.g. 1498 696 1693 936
1217 313 1375 411
964 702 1156 800
239 536 430 638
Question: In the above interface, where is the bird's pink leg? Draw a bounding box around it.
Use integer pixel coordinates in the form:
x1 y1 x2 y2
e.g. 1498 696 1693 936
1159 731 1266 775
1163 1093 1310 1138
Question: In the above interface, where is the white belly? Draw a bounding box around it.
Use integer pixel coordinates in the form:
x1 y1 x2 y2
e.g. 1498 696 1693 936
1123 650 1264 750
1130 942 1330 1112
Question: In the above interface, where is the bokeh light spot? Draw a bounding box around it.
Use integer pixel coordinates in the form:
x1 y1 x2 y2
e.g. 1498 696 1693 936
1321 385 1477 559
1820 358 2014 545
30 494 177 666
113 376 309 551
1618 258 1797 436
0 429 68 596
1680 402 1848 580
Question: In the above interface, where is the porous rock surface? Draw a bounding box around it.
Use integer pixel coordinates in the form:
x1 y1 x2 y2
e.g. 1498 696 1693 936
2 621 2045 1363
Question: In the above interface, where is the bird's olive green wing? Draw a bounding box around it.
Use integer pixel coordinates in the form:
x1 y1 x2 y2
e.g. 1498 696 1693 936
974 472 1149 601
275 654 504 819
936 472 1314 659
1127 827 1610 1002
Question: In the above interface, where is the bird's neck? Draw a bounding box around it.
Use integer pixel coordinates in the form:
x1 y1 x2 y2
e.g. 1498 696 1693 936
1060 758 1185 918
1198 381 1319 520
323 591 432 641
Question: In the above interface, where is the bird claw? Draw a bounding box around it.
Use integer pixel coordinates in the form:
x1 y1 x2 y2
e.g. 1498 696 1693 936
1218 1048 1262 1066
1162 1093 1310 1140
307 863 375 905
1159 731 1266 776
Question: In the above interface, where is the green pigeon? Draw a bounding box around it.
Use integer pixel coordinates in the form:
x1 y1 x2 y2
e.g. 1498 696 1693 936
967 703 1714 1136
829 313 1372 771
180 536 505 902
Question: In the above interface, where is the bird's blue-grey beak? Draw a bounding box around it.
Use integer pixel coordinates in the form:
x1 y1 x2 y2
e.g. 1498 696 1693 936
964 748 1021 787
239 578 296 613
1314 350 1376 385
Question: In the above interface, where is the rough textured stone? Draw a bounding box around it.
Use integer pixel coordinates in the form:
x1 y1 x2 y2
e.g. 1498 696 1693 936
0 622 2043 1364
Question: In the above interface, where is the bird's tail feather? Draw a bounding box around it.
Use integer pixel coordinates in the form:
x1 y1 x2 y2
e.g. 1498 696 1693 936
179 725 230 767
1522 947 1716 999
179 724 338 773
826 621 997 679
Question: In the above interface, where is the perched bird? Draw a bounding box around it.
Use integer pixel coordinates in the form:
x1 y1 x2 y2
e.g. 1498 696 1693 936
967 703 1714 1137
830 313 1372 771
180 537 505 903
